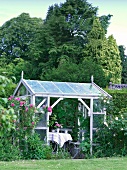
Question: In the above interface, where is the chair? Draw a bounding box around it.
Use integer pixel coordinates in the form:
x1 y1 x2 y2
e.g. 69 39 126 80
69 129 87 159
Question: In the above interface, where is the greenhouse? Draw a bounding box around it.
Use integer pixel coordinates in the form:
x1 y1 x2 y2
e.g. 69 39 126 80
13 73 111 155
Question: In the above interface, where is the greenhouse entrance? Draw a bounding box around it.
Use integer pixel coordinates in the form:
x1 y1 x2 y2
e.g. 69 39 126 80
13 74 111 155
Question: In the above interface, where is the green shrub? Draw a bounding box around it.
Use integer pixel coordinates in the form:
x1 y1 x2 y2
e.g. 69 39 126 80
0 136 20 161
93 114 127 157
21 133 52 160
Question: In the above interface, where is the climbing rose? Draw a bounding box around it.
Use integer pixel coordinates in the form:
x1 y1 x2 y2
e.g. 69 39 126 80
20 101 25 106
47 106 52 113
25 107 28 112
11 103 15 107
30 104 33 108
15 97 20 101
8 96 13 100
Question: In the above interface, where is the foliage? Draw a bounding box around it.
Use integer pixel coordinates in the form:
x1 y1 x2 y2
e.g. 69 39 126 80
83 18 121 84
90 90 127 157
52 148 71 159
0 105 17 136
6 96 39 138
119 45 127 84
80 137 91 158
106 91 127 116
0 95 45 159
41 60 108 87
20 133 52 160
94 113 127 157
45 0 98 47
52 99 79 141
0 0 121 84
0 75 17 135
0 136 20 161
99 14 112 34
0 13 43 62
106 35 122 83
0 75 16 105
0 13 43 82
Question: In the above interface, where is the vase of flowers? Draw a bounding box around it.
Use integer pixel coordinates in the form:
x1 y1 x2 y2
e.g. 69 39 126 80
54 122 62 133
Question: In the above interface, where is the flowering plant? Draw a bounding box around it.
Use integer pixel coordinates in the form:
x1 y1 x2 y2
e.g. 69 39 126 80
42 105 52 114
7 96 39 137
54 122 62 129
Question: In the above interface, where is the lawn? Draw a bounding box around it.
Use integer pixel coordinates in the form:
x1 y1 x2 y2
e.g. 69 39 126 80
0 157 127 170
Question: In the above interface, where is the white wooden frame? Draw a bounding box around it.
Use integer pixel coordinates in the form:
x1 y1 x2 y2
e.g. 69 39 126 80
13 75 111 155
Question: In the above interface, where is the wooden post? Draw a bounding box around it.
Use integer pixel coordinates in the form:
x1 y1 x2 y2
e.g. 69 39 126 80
46 96 50 144
90 98 93 155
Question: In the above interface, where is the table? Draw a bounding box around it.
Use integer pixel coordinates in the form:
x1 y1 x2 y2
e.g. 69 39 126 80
48 132 72 148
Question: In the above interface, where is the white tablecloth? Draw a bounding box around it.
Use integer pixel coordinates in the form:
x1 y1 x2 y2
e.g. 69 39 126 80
48 132 72 147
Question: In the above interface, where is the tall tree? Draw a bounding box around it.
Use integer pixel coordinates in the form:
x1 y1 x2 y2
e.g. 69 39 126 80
0 13 43 63
83 18 121 84
45 0 98 47
106 35 122 83
40 59 108 87
119 45 127 83
28 0 100 77
0 0 114 84
99 14 112 34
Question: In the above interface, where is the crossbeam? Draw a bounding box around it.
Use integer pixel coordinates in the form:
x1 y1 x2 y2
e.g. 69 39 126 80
37 98 46 108
51 98 63 108
78 98 90 116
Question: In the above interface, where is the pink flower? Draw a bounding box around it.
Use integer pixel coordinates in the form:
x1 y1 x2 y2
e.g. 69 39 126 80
11 103 15 107
55 123 61 128
25 107 28 112
31 122 34 125
20 101 25 106
8 96 13 100
15 97 20 101
47 106 52 113
30 104 33 108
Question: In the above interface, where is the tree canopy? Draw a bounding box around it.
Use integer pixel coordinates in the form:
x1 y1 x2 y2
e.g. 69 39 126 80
0 0 123 87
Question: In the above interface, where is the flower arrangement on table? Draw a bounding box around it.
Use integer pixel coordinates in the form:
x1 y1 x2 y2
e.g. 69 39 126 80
54 122 63 133
54 122 62 129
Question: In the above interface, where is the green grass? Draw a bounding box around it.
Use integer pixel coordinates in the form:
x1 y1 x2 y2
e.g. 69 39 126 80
0 157 127 170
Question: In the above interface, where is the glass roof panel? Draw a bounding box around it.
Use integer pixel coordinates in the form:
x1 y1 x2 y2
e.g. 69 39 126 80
89 85 101 95
68 83 86 94
39 81 61 93
54 82 75 94
68 83 101 95
83 84 101 95
24 80 104 96
25 80 46 93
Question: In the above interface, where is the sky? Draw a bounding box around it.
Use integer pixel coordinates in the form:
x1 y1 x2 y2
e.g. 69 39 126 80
0 0 127 54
